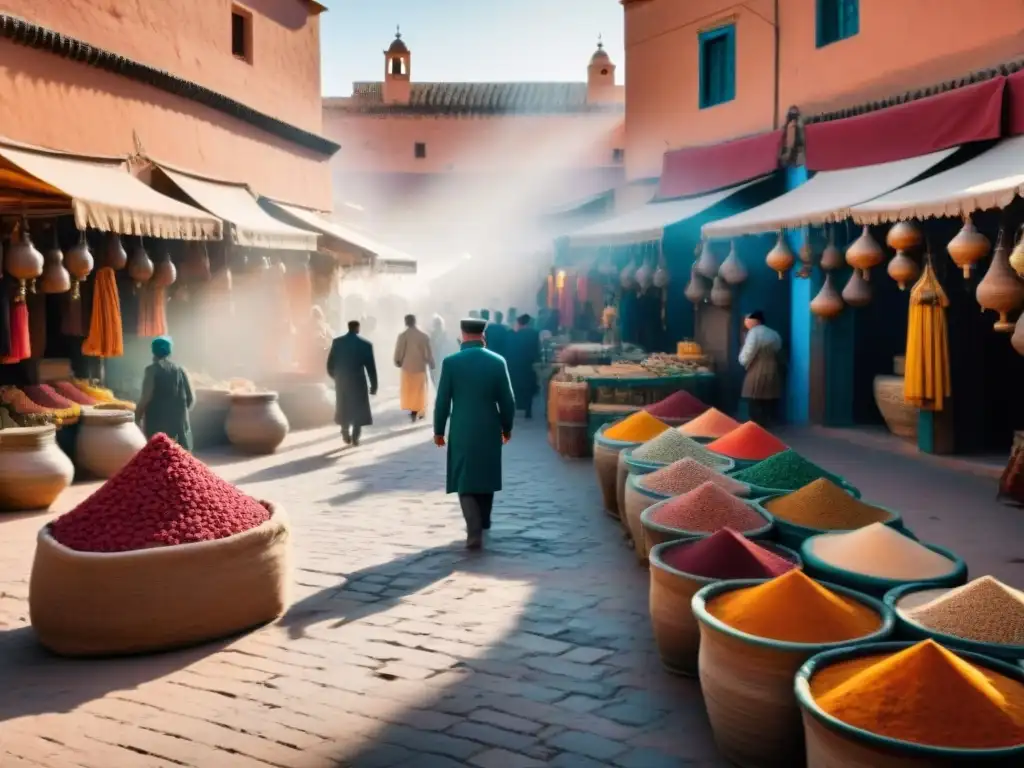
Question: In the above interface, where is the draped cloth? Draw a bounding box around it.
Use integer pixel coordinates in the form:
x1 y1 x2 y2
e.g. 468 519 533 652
400 370 428 415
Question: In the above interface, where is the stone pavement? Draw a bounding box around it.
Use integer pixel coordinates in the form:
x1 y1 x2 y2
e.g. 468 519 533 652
0 403 726 768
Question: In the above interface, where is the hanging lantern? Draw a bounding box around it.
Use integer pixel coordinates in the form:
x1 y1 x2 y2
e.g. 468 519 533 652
652 250 669 288
684 265 708 304
887 250 920 290
63 230 94 300
976 228 1024 332
6 219 45 300
127 237 155 287
695 241 718 279
810 273 844 319
709 276 732 308
842 268 872 307
153 250 177 288
846 225 883 279
1009 226 1024 278
799 236 814 267
40 228 71 294
886 221 922 252
820 226 844 271
947 214 990 278
635 260 653 291
766 232 795 279
620 260 636 289
719 241 748 285
105 233 127 270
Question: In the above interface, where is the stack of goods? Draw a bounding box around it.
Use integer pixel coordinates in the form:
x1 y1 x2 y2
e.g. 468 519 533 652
595 411 669 516
803 640 1024 754
644 390 708 423
694 571 888 767
762 479 897 547
896 576 1024 650
679 408 740 440
631 429 734 471
706 422 788 464
637 458 749 498
637 481 769 558
30 434 290 656
803 522 962 594
648 529 798 676
730 449 848 492
640 352 711 376
0 386 77 427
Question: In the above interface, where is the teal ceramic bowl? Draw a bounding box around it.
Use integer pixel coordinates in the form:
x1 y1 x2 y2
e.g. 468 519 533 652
796 641 1024 763
639 493 773 548
885 582 1024 663
801 533 967 598
751 495 902 550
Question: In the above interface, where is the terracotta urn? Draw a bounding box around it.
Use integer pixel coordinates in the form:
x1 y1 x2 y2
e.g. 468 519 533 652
226 392 290 454
846 225 883 279
810 274 844 319
886 221 922 252
76 409 146 478
63 232 94 299
0 425 74 511
766 232 795 279
976 229 1024 332
887 251 920 290
947 216 990 278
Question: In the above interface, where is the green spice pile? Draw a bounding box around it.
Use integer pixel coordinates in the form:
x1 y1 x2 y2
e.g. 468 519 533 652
632 429 733 470
730 449 846 491
902 576 1024 646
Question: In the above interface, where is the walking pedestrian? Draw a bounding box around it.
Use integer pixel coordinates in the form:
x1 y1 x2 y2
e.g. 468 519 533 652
135 335 194 451
394 314 435 422
485 310 510 359
433 318 516 550
506 313 541 419
327 320 378 446
738 310 784 427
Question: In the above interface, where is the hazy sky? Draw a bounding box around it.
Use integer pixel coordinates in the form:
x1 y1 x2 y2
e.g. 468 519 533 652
320 0 625 96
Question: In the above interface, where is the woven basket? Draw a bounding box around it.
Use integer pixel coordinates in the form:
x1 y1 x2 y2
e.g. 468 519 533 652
693 579 894 768
29 502 291 657
649 539 800 677
797 642 1024 766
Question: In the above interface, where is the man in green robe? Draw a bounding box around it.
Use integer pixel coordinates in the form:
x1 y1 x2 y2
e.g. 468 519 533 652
433 318 516 550
135 335 194 451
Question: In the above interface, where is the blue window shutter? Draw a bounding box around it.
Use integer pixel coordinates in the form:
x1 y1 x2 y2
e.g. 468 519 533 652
698 24 736 108
842 0 860 38
724 25 736 103
815 0 826 48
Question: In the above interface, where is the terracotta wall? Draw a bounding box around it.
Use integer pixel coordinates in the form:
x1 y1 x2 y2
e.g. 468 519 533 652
4 0 323 134
624 0 1024 180
0 42 332 210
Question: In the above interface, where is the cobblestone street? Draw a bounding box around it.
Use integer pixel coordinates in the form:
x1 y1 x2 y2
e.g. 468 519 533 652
0 401 726 768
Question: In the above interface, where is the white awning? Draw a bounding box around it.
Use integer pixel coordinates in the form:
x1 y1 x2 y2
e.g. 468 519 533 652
155 166 317 251
702 149 956 239
566 181 757 248
850 136 1024 224
0 141 221 240
264 200 417 273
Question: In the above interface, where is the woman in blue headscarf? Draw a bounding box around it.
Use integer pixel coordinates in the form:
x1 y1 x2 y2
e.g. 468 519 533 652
135 335 194 450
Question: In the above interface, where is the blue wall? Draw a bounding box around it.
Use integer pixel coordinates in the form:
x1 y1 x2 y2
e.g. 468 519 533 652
785 166 811 425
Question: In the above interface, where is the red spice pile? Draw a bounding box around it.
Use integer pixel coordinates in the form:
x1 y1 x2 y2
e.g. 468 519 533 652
645 390 708 420
648 481 766 533
24 384 75 410
51 433 270 552
660 528 796 579
707 421 788 461
52 381 98 406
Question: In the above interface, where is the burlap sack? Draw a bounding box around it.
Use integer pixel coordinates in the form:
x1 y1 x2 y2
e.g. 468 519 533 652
29 503 291 657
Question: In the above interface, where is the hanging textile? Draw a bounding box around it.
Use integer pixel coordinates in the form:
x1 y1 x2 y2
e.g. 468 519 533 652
28 290 46 360
82 267 124 358
904 260 951 410
3 299 30 363
137 284 168 337
0 279 12 358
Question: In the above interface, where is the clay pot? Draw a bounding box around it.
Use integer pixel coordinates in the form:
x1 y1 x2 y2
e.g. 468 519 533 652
0 425 74 511
63 232 94 300
820 228 844 271
810 274 844 319
885 221 922 252
976 228 1024 332
874 373 917 440
75 409 146 478
947 216 990 279
276 382 335 430
40 231 71 294
226 392 290 455
153 252 177 288
709 277 732 308
127 239 155 286
105 233 127 270
719 242 748 285
846 225 883 278
886 251 919 290
695 241 719 279
842 269 872 307
766 232 795 279
6 220 45 293
685 266 708 304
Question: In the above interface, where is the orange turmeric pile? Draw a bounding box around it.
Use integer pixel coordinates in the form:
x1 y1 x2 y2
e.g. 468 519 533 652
707 570 881 643
812 640 1024 749
604 411 669 442
82 267 124 357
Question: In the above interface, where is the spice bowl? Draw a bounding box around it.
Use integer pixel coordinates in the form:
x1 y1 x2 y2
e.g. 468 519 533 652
593 425 642 520
885 582 1024 663
649 539 800 677
639 495 772 556
796 641 1024 767
801 533 967 598
750 494 901 550
692 579 894 768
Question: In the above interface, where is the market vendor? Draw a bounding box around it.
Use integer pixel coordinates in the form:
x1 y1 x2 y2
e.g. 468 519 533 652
738 310 783 427
136 335 195 451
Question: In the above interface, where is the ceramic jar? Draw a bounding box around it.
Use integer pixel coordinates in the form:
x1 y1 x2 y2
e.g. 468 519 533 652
76 409 146 478
0 425 74 511
226 392 289 454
